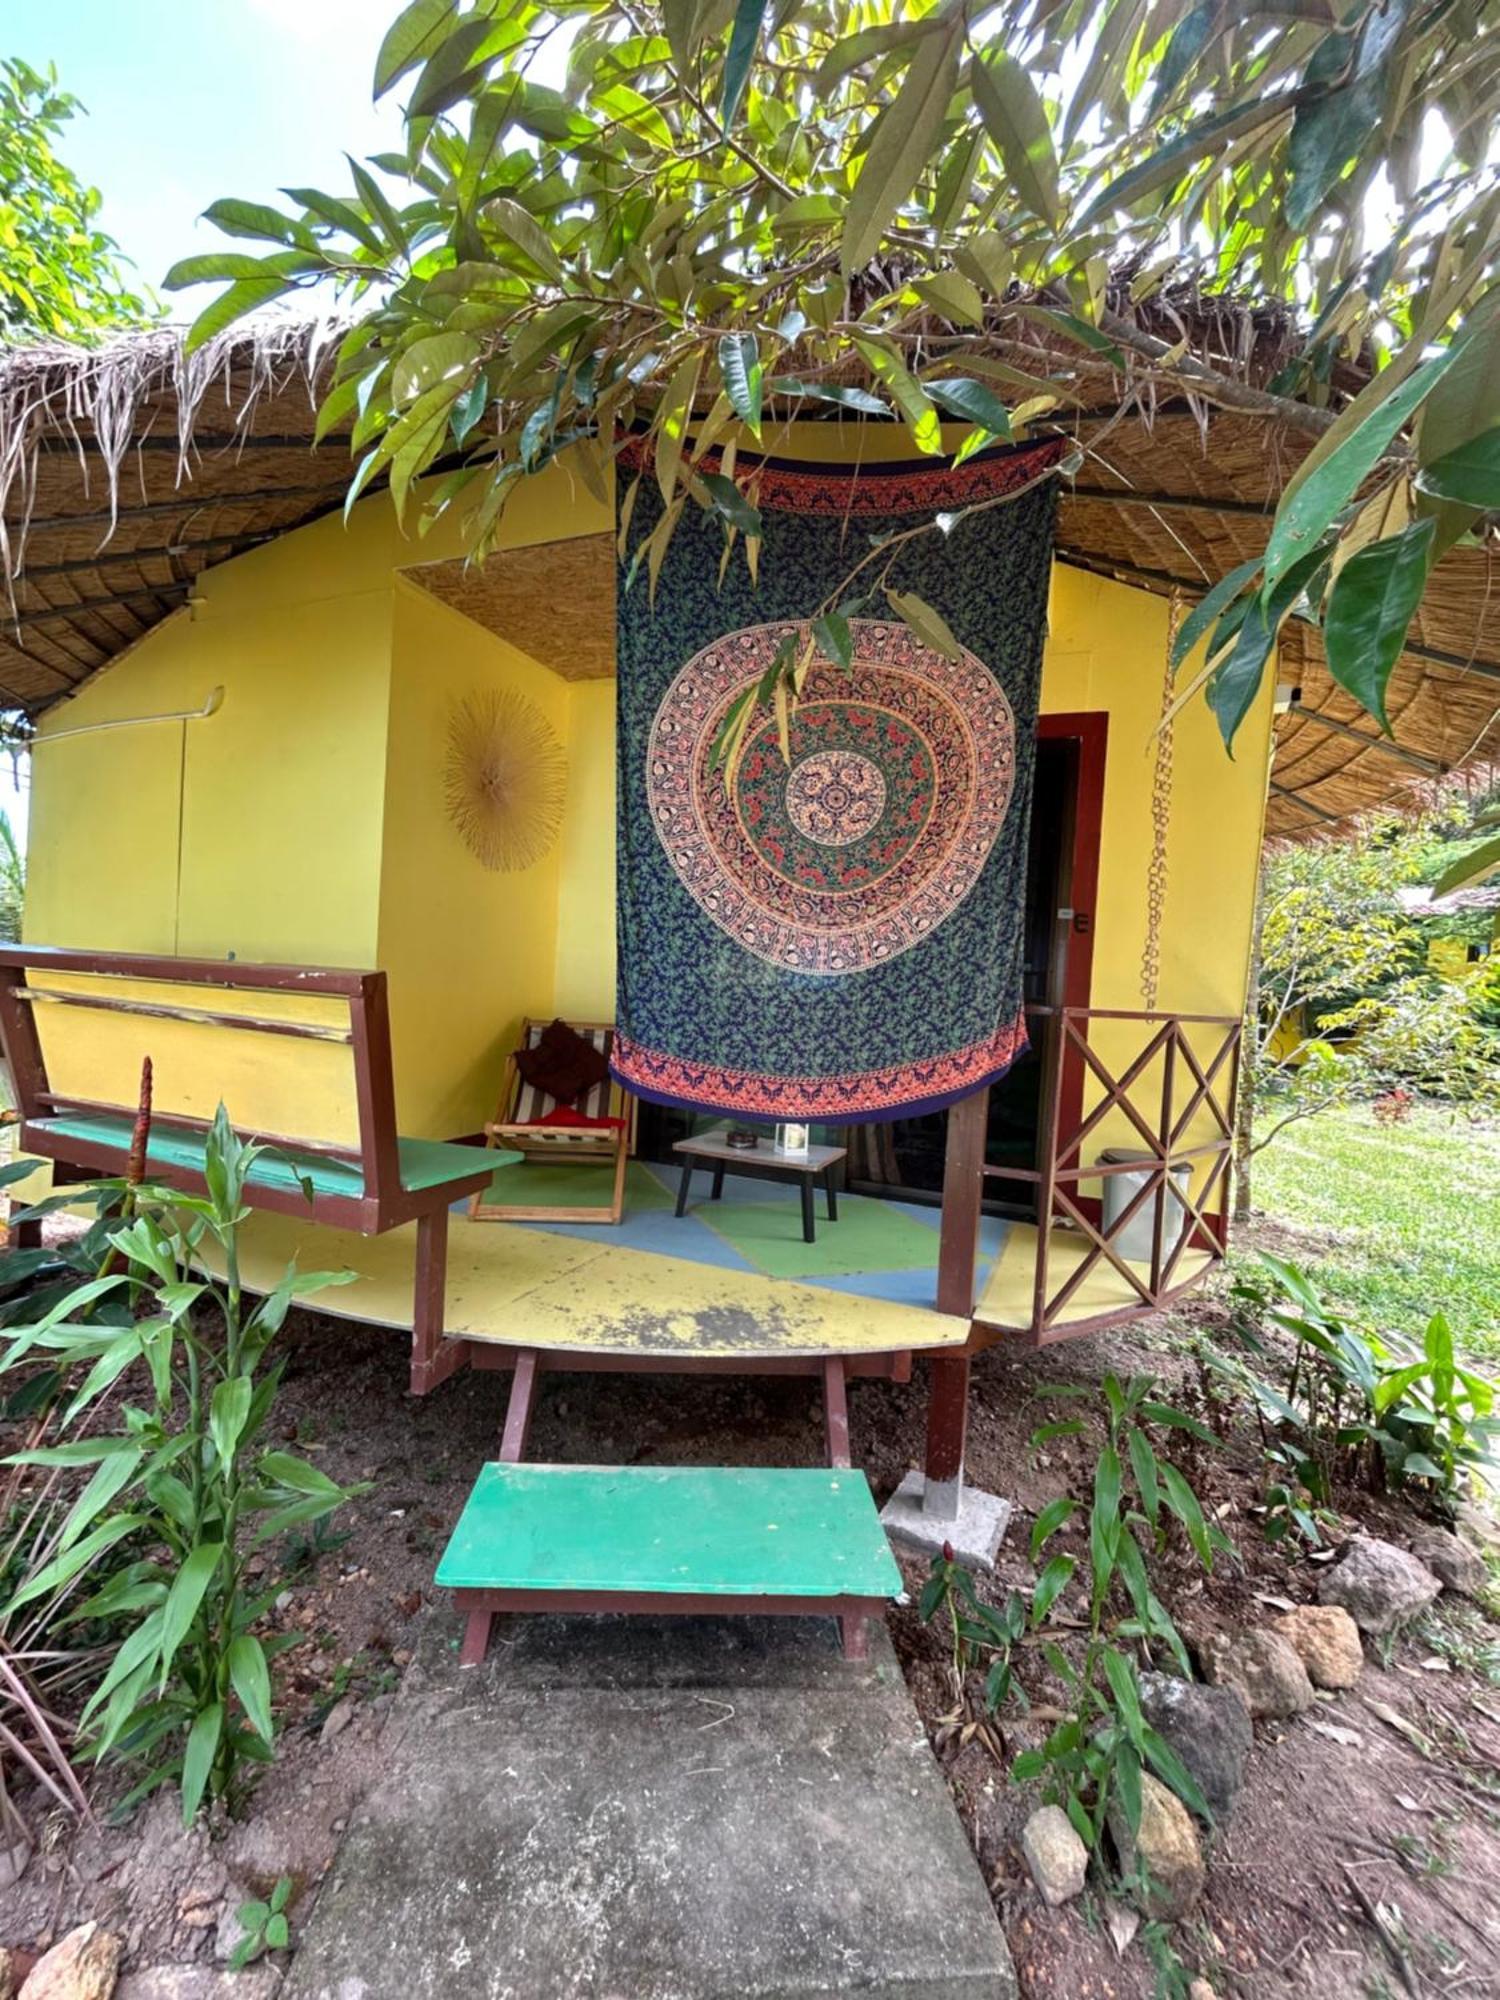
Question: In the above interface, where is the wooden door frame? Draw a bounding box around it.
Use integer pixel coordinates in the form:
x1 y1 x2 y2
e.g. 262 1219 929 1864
1034 712 1106 1161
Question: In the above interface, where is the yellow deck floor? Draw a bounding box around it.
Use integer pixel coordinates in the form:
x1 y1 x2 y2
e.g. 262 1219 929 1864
974 1225 1214 1332
230 1209 973 1361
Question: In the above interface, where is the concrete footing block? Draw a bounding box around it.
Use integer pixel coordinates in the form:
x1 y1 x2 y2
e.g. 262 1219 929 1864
881 1469 1013 1572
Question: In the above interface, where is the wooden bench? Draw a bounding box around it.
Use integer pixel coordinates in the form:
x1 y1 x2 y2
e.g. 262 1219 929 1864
0 946 507 1395
437 1463 902 1665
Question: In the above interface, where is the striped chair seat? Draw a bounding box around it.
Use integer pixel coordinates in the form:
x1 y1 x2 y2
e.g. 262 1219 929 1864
470 1020 633 1224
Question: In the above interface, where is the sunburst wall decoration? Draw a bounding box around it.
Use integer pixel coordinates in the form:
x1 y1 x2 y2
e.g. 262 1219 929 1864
443 687 567 872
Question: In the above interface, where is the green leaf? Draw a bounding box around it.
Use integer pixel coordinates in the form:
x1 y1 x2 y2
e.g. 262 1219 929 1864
925 378 1012 439
184 278 297 354
229 1634 275 1743
201 199 310 248
914 270 985 328
1430 830 1500 897
886 589 962 661
1208 544 1330 750
1030 1496 1076 1561
1159 1461 1214 1569
767 377 890 417
698 471 761 536
56 1447 143 1554
258 1450 343 1498
1264 349 1458 589
971 51 1061 230
374 0 459 97
855 341 942 454
841 16 962 276
210 1377 254 1473
1127 1428 1160 1526
720 0 768 124
181 1703 223 1825
1170 557 1263 670
391 331 480 407
265 1913 290 1951
1141 1724 1211 1821
1080 96 1288 226
718 332 762 439
1031 1553 1076 1623
1322 517 1436 732
811 613 853 671
1102 1649 1146 1747
159 1543 222 1683
1415 425 1500 510
485 196 564 281
8 1513 145 1611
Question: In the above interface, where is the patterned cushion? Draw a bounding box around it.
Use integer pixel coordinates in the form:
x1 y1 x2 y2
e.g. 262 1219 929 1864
514 1019 610 1106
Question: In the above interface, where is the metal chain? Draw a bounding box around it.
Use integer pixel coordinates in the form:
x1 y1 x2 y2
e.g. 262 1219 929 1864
1141 592 1181 1013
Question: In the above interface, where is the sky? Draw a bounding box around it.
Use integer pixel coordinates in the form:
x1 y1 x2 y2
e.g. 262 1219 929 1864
2 0 414 842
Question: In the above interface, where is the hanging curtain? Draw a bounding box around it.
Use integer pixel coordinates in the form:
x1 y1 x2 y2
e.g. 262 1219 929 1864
613 438 1063 1123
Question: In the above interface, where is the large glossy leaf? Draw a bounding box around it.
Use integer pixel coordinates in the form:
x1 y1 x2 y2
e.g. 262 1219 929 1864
887 589 962 661
854 341 941 454
1322 517 1435 731
200 199 313 248
971 50 1061 229
1170 556 1263 671
841 14 962 276
924 376 1012 437
374 0 459 98
1207 544 1330 749
228 1634 274 1743
1415 425 1500 510
181 1703 223 1824
718 331 762 437
1286 1 1410 232
1262 349 1458 589
720 0 767 123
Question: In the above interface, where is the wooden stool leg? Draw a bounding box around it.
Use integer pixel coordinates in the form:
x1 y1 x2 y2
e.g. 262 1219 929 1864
840 1612 869 1662
460 1606 493 1668
822 1356 851 1470
825 1166 838 1222
500 1348 540 1462
710 1162 725 1199
800 1174 815 1244
674 1159 693 1217
8 1215 40 1252
410 1205 462 1396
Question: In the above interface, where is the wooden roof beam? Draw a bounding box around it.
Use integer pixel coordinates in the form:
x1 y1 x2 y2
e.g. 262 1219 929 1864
13 531 279 582
1286 703 1452 777
13 481 343 534
1066 486 1275 518
8 585 191 636
1269 782 1342 824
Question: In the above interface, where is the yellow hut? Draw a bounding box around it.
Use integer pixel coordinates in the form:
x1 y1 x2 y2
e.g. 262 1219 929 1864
1 325 1494 1567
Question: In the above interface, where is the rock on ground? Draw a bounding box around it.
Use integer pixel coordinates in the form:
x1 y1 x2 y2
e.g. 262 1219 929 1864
1315 1537 1442 1635
114 1969 282 2000
1273 1604 1364 1689
1107 1772 1204 1922
1020 1805 1088 1907
1201 1628 1315 1719
1138 1673 1252 1822
1409 1526 1489 1599
18 1925 122 2000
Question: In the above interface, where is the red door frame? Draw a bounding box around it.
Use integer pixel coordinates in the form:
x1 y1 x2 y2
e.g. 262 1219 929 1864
1034 712 1107 1164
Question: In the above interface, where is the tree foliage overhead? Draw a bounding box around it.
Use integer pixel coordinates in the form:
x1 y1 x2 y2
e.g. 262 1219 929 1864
0 58 154 343
170 0 1500 749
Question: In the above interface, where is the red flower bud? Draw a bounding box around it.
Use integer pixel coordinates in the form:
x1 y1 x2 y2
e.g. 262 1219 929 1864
942 1540 955 1563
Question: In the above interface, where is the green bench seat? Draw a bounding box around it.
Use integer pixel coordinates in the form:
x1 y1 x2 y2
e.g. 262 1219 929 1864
437 1463 903 1665
32 1110 518 1203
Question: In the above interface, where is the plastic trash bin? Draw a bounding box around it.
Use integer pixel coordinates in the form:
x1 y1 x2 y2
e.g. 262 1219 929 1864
1097 1148 1192 1264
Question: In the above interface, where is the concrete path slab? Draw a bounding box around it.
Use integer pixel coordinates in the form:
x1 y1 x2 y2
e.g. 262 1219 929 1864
283 1614 1016 2000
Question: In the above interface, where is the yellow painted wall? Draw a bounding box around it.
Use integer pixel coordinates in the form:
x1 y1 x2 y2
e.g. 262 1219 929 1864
375 578 570 1138
554 678 617 1019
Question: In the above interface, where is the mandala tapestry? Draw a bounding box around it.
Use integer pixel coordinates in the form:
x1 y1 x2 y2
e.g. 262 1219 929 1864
614 439 1063 1122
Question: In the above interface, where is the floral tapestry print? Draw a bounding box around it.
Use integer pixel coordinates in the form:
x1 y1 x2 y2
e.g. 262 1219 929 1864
614 438 1063 1122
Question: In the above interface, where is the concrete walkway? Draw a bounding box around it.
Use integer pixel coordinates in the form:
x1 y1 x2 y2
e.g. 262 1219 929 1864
284 1613 1016 2000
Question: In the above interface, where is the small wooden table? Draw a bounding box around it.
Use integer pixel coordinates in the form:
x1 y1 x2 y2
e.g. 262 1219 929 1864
672 1129 848 1244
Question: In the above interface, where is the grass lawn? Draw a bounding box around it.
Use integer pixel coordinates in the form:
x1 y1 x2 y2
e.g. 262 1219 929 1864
1249 1102 1500 1361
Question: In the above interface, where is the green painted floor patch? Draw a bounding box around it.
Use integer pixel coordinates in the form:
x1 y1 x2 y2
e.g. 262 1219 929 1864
436 1463 902 1598
479 1158 674 1211
696 1192 942 1281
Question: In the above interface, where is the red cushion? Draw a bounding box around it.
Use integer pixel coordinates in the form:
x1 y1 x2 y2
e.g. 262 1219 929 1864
513 1020 610 1106
526 1105 627 1130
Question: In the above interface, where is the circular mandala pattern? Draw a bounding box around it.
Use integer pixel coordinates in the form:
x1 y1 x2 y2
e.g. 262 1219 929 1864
784 751 888 847
647 619 1017 974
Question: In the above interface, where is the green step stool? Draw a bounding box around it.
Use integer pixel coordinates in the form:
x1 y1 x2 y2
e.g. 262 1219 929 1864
437 1462 903 1665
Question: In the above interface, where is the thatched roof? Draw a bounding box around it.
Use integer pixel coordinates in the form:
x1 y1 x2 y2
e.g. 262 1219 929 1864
1 319 1496 839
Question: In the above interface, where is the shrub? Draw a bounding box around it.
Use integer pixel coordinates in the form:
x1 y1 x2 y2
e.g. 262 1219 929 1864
922 1373 1228 1851
1226 1253 1499 1511
1 1106 360 1821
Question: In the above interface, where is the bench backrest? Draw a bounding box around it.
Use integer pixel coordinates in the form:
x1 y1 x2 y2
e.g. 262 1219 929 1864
0 947 401 1207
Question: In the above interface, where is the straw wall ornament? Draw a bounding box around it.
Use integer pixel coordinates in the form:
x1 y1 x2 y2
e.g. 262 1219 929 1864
443 687 567 871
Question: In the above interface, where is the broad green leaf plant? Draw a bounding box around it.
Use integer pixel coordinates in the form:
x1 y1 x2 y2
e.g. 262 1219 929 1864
922 1371 1227 1854
0 1107 360 1822
169 1 1500 754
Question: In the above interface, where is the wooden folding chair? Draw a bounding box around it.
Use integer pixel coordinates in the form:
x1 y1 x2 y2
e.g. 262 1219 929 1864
468 1019 635 1224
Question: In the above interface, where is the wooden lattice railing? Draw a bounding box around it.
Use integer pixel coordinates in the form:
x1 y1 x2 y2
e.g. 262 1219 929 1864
937 1007 1242 1344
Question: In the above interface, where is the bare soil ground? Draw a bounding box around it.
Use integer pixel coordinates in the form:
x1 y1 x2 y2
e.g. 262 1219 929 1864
4 1215 1499 1997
